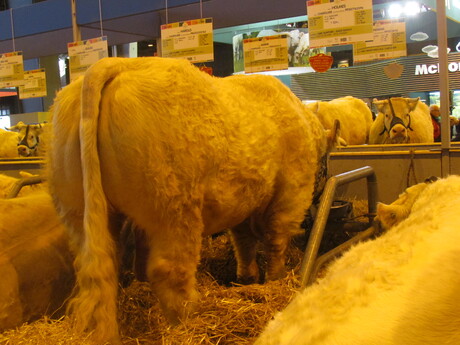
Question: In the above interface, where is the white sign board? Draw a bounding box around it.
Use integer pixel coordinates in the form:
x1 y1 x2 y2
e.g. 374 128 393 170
243 34 289 73
0 51 24 88
68 36 109 82
19 68 47 99
307 0 373 48
354 19 407 62
161 18 214 63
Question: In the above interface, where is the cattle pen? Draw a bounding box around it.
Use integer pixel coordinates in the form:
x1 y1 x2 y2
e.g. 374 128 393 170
329 142 460 203
0 143 458 204
1 144 459 344
0 158 44 178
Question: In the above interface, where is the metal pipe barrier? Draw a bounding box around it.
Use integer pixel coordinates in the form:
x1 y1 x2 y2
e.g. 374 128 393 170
6 176 44 199
299 166 378 288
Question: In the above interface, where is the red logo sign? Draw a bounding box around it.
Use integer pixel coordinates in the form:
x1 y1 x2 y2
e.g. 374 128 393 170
309 53 334 73
199 66 213 75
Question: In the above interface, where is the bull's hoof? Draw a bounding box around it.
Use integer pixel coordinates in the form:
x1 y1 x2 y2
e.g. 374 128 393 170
266 269 287 282
236 275 259 285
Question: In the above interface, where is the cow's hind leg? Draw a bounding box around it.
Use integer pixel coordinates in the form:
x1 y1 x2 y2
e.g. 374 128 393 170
229 218 260 284
144 206 203 324
263 188 310 281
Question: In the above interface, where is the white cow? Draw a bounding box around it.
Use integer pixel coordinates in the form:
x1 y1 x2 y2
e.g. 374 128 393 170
8 121 48 157
305 96 373 145
369 97 434 144
255 175 460 345
46 56 340 344
293 32 310 64
0 128 20 158
0 190 74 332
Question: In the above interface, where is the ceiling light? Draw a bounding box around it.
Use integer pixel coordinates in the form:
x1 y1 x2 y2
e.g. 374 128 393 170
388 3 403 18
404 1 420 16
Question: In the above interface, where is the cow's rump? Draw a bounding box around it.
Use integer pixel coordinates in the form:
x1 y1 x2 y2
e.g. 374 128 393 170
47 56 332 344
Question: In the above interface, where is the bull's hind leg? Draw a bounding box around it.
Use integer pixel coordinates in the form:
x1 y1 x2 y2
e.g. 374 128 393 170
144 205 203 324
263 189 310 281
229 218 260 284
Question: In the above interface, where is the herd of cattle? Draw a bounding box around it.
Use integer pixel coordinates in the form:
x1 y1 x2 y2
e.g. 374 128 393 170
0 90 436 161
0 57 458 344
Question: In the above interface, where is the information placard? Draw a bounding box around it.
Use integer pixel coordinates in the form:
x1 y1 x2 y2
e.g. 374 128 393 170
353 19 407 63
307 0 373 48
0 51 24 88
68 36 108 82
161 18 214 63
18 68 47 99
243 34 289 74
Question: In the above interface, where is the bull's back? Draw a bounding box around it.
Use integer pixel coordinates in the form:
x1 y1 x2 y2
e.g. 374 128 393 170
202 75 326 233
49 57 325 237
308 97 371 145
95 65 323 233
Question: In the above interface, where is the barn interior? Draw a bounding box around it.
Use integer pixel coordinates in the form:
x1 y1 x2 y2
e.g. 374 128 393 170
0 0 459 344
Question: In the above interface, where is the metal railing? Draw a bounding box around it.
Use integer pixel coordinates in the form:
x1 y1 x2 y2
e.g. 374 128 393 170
6 175 44 198
299 166 378 288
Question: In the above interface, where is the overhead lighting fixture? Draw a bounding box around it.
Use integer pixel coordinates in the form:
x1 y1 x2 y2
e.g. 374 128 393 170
388 1 421 18
404 1 421 16
388 3 403 18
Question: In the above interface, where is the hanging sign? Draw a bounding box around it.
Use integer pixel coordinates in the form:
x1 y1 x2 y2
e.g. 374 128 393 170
307 0 373 48
0 51 24 88
353 19 407 63
67 36 108 82
18 68 47 99
161 18 214 63
243 34 289 74
309 53 334 72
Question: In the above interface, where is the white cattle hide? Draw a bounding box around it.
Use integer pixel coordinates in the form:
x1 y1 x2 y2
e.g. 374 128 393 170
47 56 339 344
369 97 434 144
255 175 460 345
306 96 373 145
8 121 48 157
0 128 19 158
0 191 74 332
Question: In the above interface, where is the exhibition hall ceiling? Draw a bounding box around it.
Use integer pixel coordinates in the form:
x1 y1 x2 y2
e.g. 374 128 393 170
0 0 457 59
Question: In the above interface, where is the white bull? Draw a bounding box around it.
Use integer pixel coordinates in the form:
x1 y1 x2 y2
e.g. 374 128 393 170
8 121 47 157
369 97 434 144
306 96 373 145
0 190 74 332
0 128 20 158
46 56 339 344
255 175 460 345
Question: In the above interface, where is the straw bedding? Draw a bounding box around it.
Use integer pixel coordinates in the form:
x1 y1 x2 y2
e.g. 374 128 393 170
0 200 370 345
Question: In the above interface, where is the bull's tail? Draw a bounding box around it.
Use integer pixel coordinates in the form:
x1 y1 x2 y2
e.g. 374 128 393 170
69 58 133 344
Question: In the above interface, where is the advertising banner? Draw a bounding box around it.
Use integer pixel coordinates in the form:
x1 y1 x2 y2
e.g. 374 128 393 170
353 19 407 63
161 18 214 63
307 0 373 48
19 68 47 99
0 51 24 88
243 34 289 73
68 36 108 82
